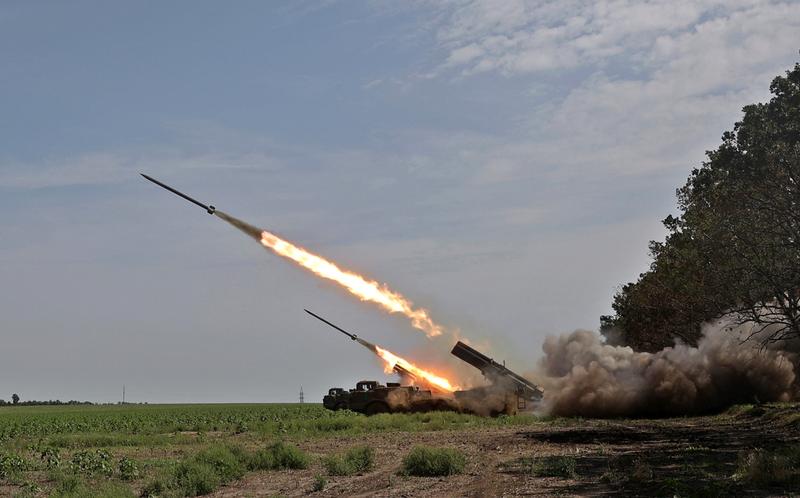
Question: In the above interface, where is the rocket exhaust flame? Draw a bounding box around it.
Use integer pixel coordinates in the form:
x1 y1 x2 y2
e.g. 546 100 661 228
214 210 444 338
375 345 459 392
260 231 443 338
144 174 800 418
305 308 459 393
141 175 459 393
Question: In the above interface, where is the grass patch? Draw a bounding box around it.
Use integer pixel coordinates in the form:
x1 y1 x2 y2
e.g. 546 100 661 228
312 474 327 491
142 442 310 496
118 456 140 481
49 473 136 498
531 455 577 478
171 460 222 496
734 446 800 486
0 403 549 448
69 449 114 476
140 476 168 497
0 452 27 480
249 441 309 471
47 433 189 448
323 446 374 476
168 444 249 495
401 446 466 476
193 445 247 482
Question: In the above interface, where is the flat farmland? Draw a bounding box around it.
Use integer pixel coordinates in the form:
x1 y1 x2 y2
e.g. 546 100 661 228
1 403 799 497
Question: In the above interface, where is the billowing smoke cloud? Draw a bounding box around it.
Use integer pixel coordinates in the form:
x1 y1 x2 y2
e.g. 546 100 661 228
383 383 517 417
536 322 799 417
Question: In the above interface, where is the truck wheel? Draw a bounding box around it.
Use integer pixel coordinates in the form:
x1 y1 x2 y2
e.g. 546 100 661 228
334 402 347 411
365 402 390 415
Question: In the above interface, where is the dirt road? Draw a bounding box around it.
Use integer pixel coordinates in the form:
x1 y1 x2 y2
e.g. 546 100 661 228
210 403 800 497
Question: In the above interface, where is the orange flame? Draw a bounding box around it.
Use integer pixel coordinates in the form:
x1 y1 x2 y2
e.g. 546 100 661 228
260 231 444 338
374 345 459 393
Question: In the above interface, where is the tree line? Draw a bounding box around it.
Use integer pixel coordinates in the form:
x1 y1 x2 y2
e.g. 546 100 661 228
602 62 800 352
0 394 93 406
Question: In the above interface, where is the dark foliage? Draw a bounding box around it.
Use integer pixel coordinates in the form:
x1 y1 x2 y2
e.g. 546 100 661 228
603 63 800 350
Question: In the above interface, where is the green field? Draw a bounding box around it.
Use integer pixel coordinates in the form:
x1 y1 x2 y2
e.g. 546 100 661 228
0 403 545 497
3 403 799 497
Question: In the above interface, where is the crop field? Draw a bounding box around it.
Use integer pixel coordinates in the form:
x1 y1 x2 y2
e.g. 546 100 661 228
1 403 799 497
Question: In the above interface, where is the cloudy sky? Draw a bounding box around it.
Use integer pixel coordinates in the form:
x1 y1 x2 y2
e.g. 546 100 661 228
2 1 798 403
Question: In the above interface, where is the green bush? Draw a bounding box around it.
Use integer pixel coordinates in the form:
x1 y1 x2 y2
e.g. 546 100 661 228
172 460 222 496
323 455 350 476
324 446 374 476
247 448 276 471
70 449 113 476
140 477 167 497
0 453 27 479
221 443 249 464
40 447 61 470
249 442 308 471
735 447 800 485
194 445 247 482
401 446 466 476
118 456 140 481
312 474 327 491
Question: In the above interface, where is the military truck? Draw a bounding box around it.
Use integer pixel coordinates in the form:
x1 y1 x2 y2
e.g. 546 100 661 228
323 380 452 415
309 310 544 416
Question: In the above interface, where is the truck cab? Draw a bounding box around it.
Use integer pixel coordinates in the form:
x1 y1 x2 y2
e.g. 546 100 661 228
322 387 347 410
354 380 381 392
322 380 438 415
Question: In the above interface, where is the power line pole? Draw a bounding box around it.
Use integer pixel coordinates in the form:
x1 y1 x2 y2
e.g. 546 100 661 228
122 385 126 404
299 386 304 404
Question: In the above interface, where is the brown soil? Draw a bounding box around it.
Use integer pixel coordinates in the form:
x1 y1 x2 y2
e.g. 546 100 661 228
209 404 800 497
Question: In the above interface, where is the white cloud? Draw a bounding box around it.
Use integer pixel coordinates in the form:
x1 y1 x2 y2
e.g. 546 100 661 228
362 78 384 89
423 0 800 178
434 0 742 75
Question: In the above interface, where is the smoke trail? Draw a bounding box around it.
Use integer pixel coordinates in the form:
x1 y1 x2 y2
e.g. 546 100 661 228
214 211 445 338
213 210 458 392
214 210 263 240
535 321 799 417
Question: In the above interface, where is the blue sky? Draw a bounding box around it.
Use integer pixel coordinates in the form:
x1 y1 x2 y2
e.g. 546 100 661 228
2 0 798 403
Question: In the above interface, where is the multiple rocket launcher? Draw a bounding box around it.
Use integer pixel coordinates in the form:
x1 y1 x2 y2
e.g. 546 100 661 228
141 174 543 406
305 308 543 403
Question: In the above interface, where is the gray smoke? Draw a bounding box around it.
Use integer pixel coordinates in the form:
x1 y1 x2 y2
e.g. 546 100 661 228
535 322 799 417
214 210 263 241
383 384 515 417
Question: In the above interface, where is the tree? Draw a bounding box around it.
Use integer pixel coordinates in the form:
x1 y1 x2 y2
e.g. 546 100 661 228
11 393 19 405
604 63 800 349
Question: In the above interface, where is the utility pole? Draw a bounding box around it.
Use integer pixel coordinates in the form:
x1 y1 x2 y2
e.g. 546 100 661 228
122 385 126 404
299 386 304 404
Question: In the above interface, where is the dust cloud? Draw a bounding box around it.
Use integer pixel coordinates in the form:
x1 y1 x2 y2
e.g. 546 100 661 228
535 322 798 417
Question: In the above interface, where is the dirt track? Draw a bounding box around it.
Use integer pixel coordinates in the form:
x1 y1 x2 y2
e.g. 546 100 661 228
209 404 800 497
